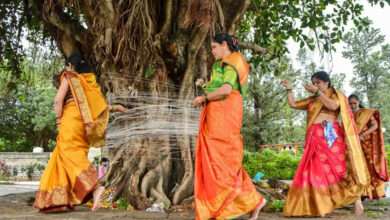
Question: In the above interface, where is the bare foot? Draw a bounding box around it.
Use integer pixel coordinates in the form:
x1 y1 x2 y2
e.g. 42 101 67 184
91 186 105 212
248 198 266 220
354 198 364 216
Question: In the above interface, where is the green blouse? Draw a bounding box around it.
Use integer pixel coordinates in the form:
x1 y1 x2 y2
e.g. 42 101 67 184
203 60 240 94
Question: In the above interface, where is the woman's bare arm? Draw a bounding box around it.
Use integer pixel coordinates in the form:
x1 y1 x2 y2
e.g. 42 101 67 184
54 78 69 122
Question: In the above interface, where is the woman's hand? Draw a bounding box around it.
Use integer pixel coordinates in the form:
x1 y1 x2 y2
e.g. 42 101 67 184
281 80 292 89
193 96 204 107
304 84 318 93
359 132 366 141
195 78 204 87
56 118 61 126
113 104 129 114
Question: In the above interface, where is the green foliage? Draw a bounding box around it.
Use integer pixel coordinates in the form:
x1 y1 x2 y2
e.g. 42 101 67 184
242 56 306 149
239 0 389 75
92 155 101 169
0 48 61 152
25 164 35 179
242 149 300 179
267 200 285 213
366 210 381 218
12 167 18 176
116 196 129 210
343 19 390 143
24 163 45 179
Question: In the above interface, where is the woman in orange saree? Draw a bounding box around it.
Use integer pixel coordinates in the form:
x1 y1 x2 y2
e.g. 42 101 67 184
192 33 265 220
349 94 388 199
34 55 127 213
281 71 370 217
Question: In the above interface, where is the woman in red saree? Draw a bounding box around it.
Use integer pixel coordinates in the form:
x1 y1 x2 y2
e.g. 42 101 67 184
34 55 128 213
348 94 388 199
281 71 370 217
192 33 265 220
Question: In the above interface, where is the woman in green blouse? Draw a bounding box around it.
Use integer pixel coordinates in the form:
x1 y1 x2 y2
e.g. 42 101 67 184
192 33 265 220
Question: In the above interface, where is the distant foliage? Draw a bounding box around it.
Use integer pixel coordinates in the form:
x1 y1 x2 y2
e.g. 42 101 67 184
243 149 301 180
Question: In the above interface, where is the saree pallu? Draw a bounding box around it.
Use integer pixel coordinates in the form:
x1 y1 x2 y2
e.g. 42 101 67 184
354 109 389 199
283 122 362 216
195 90 263 220
34 72 108 213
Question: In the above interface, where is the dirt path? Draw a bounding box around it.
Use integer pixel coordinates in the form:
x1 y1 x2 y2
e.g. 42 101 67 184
0 192 389 219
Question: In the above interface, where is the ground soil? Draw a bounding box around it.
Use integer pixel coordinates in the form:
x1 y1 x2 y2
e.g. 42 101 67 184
0 192 389 219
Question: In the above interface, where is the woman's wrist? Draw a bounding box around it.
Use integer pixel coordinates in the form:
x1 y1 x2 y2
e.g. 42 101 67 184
109 104 116 112
286 88 292 93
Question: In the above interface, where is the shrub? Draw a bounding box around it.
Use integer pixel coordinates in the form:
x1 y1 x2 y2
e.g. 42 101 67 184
243 149 301 180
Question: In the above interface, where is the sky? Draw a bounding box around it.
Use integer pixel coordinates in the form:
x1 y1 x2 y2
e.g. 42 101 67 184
287 2 390 94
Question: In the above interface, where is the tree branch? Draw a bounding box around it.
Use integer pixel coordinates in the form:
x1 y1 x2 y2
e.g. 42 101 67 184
46 7 87 45
98 0 115 55
227 0 250 33
240 41 269 54
160 0 173 34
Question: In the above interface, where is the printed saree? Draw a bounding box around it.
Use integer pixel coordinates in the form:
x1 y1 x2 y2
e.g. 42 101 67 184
283 88 370 216
34 71 109 213
353 108 388 199
195 52 263 220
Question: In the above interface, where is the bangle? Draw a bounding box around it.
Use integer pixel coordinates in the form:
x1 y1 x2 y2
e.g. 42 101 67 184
286 88 292 93
204 94 208 102
56 115 62 118
201 95 206 103
112 105 116 112
315 89 322 96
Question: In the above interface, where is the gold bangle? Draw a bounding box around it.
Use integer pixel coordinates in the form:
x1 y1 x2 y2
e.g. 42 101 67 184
112 105 116 112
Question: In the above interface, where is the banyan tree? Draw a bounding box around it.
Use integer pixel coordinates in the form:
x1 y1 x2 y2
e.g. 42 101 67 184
1 0 387 209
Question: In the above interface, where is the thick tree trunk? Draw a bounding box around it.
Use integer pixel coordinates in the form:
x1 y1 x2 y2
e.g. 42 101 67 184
33 0 251 209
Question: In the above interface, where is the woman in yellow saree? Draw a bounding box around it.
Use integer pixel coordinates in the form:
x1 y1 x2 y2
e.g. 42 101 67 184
34 55 127 213
192 33 265 220
348 94 388 199
281 71 370 217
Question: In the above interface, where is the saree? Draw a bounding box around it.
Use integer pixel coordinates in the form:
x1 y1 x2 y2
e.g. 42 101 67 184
283 88 370 216
195 52 263 220
353 108 388 199
34 71 109 213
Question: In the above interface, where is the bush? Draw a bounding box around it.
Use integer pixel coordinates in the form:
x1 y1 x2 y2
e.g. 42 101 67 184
13 167 18 176
243 149 301 180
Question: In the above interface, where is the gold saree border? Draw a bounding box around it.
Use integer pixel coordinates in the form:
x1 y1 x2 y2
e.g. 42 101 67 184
34 165 98 213
221 52 249 97
355 109 376 134
283 179 362 216
336 90 370 187
196 187 262 220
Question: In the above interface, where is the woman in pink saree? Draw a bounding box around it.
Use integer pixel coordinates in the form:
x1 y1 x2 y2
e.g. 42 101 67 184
281 71 370 217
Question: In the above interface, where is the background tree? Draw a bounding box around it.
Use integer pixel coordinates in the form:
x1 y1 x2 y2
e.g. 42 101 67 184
1 0 388 209
0 47 61 152
343 19 390 142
